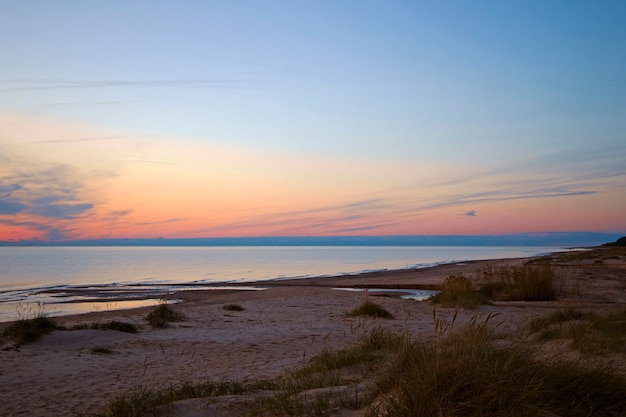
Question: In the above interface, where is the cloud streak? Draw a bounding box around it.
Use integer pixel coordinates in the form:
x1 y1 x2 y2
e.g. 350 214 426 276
0 78 244 93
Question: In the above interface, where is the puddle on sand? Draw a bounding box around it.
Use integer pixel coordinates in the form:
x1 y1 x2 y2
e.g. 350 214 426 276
333 287 438 301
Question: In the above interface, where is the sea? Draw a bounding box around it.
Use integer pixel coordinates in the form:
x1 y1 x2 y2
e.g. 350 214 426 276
0 246 562 322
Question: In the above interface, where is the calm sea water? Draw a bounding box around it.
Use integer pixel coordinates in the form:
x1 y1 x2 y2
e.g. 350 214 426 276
0 246 561 321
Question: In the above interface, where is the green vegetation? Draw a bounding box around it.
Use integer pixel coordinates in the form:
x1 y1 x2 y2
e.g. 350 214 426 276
529 308 626 354
1 315 57 345
222 303 245 311
429 275 486 308
145 303 185 328
346 300 395 319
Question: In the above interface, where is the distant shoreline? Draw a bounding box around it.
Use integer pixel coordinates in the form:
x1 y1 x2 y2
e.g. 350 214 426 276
0 232 621 247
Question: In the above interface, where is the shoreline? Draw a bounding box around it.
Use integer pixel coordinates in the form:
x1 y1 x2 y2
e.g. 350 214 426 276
0 256 531 324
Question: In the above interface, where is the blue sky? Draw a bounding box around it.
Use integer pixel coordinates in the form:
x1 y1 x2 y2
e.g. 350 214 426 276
0 1 625 240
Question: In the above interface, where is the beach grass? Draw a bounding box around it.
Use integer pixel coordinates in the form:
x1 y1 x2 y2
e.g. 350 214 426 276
145 303 185 328
62 320 139 333
223 303 245 311
90 347 114 354
529 308 626 354
370 318 626 417
251 329 401 416
477 263 556 301
91 380 249 417
1 314 139 347
546 246 626 264
429 274 486 309
1 315 57 346
93 320 139 333
346 300 395 319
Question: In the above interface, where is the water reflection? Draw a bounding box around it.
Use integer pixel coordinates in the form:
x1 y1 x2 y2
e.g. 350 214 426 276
0 285 266 322
333 287 438 301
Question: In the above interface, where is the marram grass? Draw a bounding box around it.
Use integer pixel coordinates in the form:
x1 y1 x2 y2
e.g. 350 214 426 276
346 300 395 319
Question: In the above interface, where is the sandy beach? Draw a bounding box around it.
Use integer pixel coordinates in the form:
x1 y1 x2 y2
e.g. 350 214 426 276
1 250 625 417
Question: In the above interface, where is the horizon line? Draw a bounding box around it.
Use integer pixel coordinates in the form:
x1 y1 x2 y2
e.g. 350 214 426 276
0 232 622 247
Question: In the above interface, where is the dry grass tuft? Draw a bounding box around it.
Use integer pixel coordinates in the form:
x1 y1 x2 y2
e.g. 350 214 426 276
529 308 626 354
222 303 245 311
145 303 185 328
371 318 626 417
2 315 57 346
346 300 395 319
429 275 486 309
478 263 556 301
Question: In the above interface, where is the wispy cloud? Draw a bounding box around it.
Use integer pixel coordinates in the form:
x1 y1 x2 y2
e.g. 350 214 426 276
136 218 186 226
24 135 154 145
0 78 244 93
430 143 626 191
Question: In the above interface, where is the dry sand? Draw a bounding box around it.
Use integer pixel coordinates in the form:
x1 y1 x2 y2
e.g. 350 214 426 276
1 253 625 417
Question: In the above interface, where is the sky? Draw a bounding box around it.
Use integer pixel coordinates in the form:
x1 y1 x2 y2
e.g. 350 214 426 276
0 1 625 241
